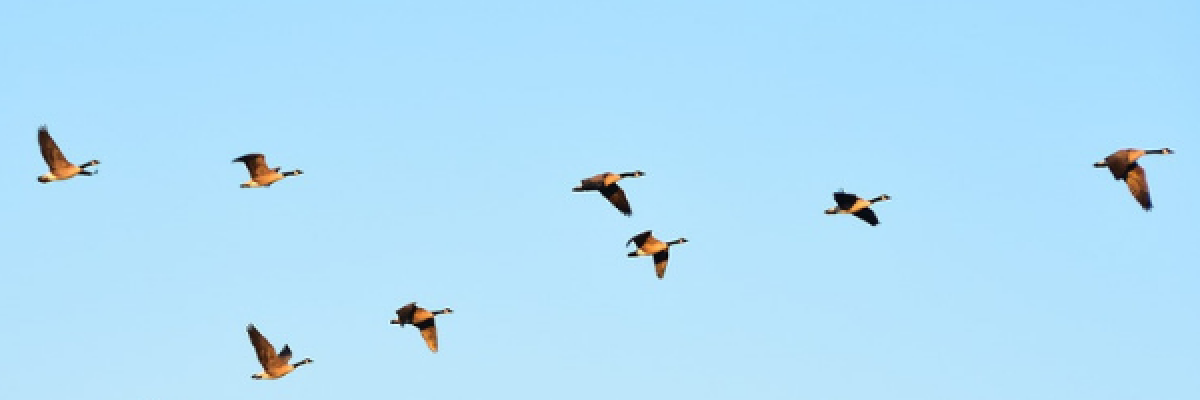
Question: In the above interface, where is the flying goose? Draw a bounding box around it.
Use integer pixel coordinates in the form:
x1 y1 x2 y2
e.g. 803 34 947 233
36 126 99 183
573 171 645 216
825 190 890 226
1094 148 1173 211
626 230 688 279
233 153 303 188
246 324 312 380
391 302 453 353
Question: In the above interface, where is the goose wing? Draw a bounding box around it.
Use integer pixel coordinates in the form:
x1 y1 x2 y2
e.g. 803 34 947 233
1124 165 1153 210
833 192 859 209
247 324 282 369
576 174 608 190
276 345 293 364
393 302 418 324
233 153 273 178
1103 150 1140 180
412 307 440 353
852 208 880 226
38 127 74 170
627 230 654 248
653 251 669 279
599 184 633 216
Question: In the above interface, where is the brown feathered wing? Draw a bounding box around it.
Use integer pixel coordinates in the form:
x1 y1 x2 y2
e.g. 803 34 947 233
1125 165 1153 210
600 184 632 216
413 308 440 353
38 127 73 170
653 251 669 279
247 325 287 370
236 154 273 179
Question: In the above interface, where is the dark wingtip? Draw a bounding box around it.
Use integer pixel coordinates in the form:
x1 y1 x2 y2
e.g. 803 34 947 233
232 153 261 163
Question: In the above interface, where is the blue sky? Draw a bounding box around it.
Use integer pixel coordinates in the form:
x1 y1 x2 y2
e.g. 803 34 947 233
2 1 1197 399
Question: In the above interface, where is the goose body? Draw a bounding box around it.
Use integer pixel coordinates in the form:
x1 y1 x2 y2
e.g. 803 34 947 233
1094 148 1173 210
573 171 644 216
247 324 312 380
36 126 99 183
825 191 890 226
233 153 302 188
391 302 453 353
626 230 687 279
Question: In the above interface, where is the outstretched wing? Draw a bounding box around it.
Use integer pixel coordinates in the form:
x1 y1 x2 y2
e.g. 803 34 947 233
653 251 669 279
1124 165 1153 210
38 126 73 170
233 153 272 178
247 325 279 369
852 208 880 226
600 184 633 216
413 308 440 353
627 230 653 247
833 192 858 209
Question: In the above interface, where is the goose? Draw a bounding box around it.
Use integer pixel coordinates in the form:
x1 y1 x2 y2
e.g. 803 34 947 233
36 126 99 183
626 230 688 279
825 190 890 226
572 171 645 216
1094 148 1173 211
246 324 312 380
233 153 302 188
391 302 453 353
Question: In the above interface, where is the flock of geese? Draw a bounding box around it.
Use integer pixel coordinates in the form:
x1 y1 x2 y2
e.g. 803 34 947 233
31 124 1175 380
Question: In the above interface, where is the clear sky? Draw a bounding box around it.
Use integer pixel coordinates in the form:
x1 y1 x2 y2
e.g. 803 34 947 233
2 1 1197 399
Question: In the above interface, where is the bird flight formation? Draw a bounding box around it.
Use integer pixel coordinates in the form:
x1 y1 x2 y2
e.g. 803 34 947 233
30 125 1175 380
